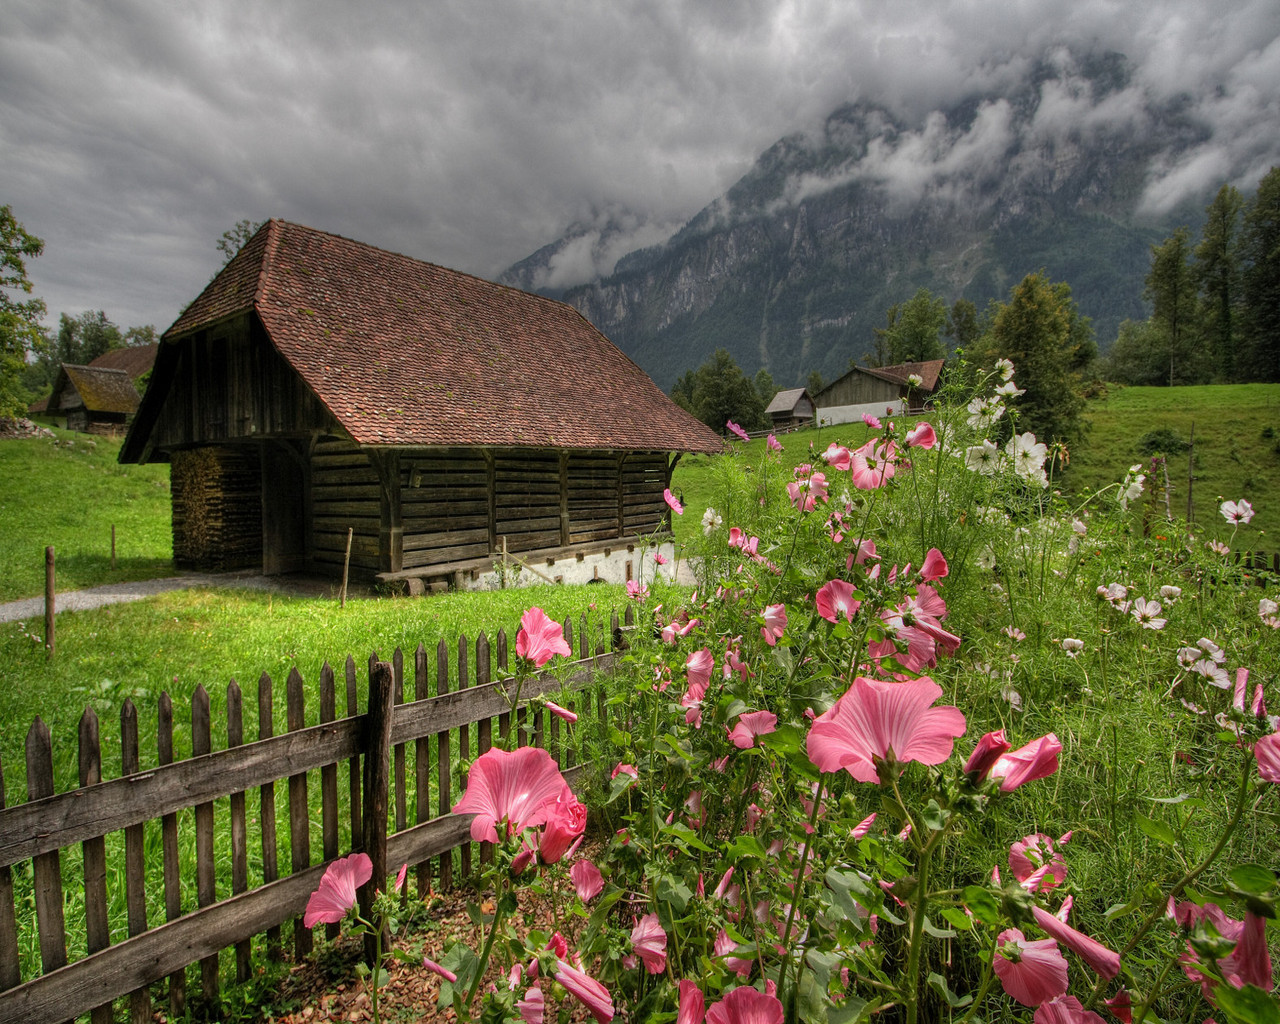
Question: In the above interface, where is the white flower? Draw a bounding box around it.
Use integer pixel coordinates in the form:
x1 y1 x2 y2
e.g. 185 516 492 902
1072 518 1087 536
1220 499 1255 525
1006 432 1048 484
966 397 1005 431
906 373 923 387
1206 539 1230 556
965 439 1000 475
994 358 1015 381
1160 585 1182 603
1131 598 1166 630
1260 598 1279 618
974 546 997 570
1175 647 1200 670
1197 637 1225 664
701 507 722 536
1062 638 1084 657
1118 467 1146 510
994 380 1025 397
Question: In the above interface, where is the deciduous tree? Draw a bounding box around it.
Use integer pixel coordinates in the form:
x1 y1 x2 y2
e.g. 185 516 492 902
670 348 767 433
0 205 46 418
872 288 947 365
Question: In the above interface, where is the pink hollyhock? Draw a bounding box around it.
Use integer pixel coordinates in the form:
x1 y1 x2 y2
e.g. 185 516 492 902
761 604 787 645
806 676 966 783
988 734 1062 792
862 413 882 429
850 439 897 489
1256 733 1280 783
1034 995 1105 1023
767 433 783 452
1220 910 1274 992
612 762 638 781
630 913 668 974
422 955 458 984
677 980 706 1024
539 789 587 864
850 812 878 839
1032 906 1121 979
516 607 572 668
726 420 751 442
714 929 752 977
545 700 578 724
664 488 685 515
687 648 714 690
905 422 937 449
1102 990 1132 1022
919 547 948 581
965 729 1011 780
303 852 372 927
849 538 878 565
453 746 573 842
570 859 605 902
706 984 784 1024
992 928 1069 1006
1009 833 1069 891
517 986 544 1024
822 443 852 470
729 710 778 749
815 579 860 623
393 861 408 892
554 958 614 1022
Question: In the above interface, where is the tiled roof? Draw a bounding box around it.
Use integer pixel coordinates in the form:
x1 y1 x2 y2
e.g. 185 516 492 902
764 387 810 416
88 344 158 380
164 220 724 454
53 365 141 415
857 359 945 391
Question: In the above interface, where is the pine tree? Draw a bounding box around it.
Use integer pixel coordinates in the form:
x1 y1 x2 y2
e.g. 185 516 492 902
1144 227 1203 385
1239 166 1280 382
1193 184 1243 381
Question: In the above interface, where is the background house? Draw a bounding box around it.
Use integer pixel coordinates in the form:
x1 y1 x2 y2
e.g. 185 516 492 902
44 364 141 435
29 343 156 428
120 220 722 589
813 359 944 426
764 387 814 432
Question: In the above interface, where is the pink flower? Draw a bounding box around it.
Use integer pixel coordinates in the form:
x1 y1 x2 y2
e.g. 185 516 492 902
654 551 669 565
815 579 859 623
545 700 578 724
726 420 751 442
767 433 782 452
626 579 649 602
517 986 544 1024
630 914 668 974
714 929 753 977
612 762 638 781
422 955 458 984
677 980 706 1024
686 648 714 691
539 789 587 864
1220 499 1255 525
905 422 937 449
303 852 372 927
862 413 882 429
822 443 852 470
850 812 878 839
706 984 784 1024
850 439 897 489
988 734 1062 792
394 862 408 892
728 710 778 749
965 729 1011 780
1256 733 1280 783
1103 990 1132 1023
546 932 569 959
761 603 787 645
453 746 573 843
806 676 967 783
919 548 948 581
516 607 572 668
570 859 604 901
554 959 614 1022
1220 910 1274 992
993 928 1069 1006
1032 905 1121 979
1009 833 1069 891
1034 995 1105 1023
664 488 685 515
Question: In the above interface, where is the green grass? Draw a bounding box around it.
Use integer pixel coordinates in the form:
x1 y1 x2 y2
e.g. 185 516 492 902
0 428 173 601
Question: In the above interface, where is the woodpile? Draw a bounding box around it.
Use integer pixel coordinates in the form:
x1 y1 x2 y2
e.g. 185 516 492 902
171 445 262 570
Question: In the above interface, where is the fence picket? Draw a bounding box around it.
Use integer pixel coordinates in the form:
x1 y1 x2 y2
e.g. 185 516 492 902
257 674 281 959
392 647 407 911
345 656 361 852
497 626 511 746
414 643 431 896
286 668 312 959
77 709 112 1024
192 685 220 1014
319 664 340 941
0 758 19 992
457 635 472 878
359 661 394 965
26 718 65 981
119 700 150 1023
226 681 252 982
436 639 452 887
476 633 494 867
157 693 185 1016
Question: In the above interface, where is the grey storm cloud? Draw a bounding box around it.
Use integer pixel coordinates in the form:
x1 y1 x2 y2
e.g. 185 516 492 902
2 0 1278 332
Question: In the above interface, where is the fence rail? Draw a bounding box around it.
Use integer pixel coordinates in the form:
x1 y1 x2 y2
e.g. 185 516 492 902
0 607 633 1024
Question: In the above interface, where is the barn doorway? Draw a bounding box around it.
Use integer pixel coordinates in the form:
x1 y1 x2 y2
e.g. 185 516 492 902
261 441 307 574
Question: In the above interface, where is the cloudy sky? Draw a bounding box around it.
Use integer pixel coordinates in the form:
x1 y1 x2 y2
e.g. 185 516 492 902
3 0 1278 335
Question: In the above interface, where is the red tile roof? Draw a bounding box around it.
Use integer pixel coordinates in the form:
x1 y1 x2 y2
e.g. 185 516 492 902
855 359 945 391
165 220 723 454
88 344 157 380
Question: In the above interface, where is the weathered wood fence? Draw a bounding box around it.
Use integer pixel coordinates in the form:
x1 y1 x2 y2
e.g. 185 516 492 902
0 607 633 1024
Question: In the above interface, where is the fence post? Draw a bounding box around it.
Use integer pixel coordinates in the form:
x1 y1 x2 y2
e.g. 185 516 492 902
78 708 112 1024
360 660 394 966
44 546 54 661
0 757 19 993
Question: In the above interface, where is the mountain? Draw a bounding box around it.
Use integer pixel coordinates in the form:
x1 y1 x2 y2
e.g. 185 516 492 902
502 50 1230 391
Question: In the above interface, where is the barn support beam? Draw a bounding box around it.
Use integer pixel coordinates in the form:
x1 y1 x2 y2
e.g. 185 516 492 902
370 452 403 574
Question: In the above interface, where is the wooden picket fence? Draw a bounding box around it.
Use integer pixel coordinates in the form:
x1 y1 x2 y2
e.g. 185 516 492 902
0 607 633 1024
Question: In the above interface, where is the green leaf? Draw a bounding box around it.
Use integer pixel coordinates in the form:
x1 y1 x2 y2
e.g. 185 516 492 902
1135 813 1179 847
1228 864 1279 895
772 646 796 676
1104 902 1137 921
940 907 975 932
760 721 805 757
828 998 872 1024
922 799 948 831
655 874 693 912
928 972 973 1009
372 967 391 989
724 834 769 863
1213 983 1280 1024
922 916 956 939
437 942 479 1009
962 886 1001 927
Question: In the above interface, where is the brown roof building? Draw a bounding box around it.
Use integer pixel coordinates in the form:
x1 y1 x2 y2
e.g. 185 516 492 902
89 343 158 381
814 359 945 418
46 364 141 435
121 220 721 587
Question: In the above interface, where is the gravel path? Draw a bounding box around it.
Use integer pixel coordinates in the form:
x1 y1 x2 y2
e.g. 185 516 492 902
0 571 353 624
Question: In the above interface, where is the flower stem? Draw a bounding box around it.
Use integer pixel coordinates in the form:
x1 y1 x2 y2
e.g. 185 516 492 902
776 775 827 1003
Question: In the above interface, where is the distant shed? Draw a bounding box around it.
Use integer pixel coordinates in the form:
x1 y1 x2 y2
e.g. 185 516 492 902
764 387 815 431
46 364 141 435
814 359 945 425
120 220 722 588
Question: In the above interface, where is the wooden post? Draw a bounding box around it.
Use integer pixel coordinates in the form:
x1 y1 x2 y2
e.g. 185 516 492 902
44 546 54 660
345 657 362 851
192 686 219 1014
414 643 431 895
27 718 66 976
78 709 112 1024
158 694 185 1016
341 526 353 607
0 757 21 993
436 640 452 886
319 664 340 941
227 681 252 982
111 524 116 571
392 648 407 910
360 660 395 965
257 674 281 958
1186 421 1195 526
286 668 312 959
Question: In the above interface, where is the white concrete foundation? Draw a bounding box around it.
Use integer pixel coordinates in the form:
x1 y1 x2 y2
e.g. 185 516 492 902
468 539 679 592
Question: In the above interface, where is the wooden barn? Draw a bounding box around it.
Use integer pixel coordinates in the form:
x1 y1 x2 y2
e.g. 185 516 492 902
764 387 815 431
813 359 945 424
120 220 722 587
45 364 142 435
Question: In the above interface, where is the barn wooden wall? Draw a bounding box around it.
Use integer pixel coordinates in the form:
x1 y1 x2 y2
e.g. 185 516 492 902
310 437 381 574
820 373 901 408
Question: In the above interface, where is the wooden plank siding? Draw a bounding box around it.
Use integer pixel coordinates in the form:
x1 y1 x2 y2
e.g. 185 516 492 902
310 436 382 573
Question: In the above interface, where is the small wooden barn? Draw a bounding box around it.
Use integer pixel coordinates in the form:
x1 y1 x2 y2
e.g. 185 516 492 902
814 359 944 421
764 387 815 431
45 364 142 435
120 220 722 586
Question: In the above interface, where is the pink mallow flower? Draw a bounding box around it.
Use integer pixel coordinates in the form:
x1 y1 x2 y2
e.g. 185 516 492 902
516 607 572 668
539 789 587 864
905 422 937 449
919 547 948 581
728 710 778 749
1034 995 1105 1023
992 928 1069 1006
1032 905 1121 980
761 603 787 645
965 729 1011 781
706 984 784 1024
726 420 751 442
303 852 372 927
545 700 578 724
630 913 668 974
664 488 685 515
422 955 458 984
517 986 544 1024
686 648 714 691
815 578 859 623
806 676 966 783
452 746 574 843
1009 832 1070 892
767 433 782 452
677 980 706 1024
987 734 1062 792
554 959 614 1022
1256 733 1280 783
570 859 605 902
